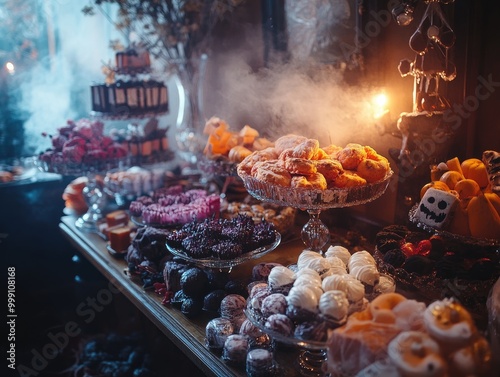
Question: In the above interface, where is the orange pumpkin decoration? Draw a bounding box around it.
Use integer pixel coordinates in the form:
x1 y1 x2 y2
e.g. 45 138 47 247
461 158 489 189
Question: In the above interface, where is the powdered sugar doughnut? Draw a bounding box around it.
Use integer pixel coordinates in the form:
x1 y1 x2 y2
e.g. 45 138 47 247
274 134 308 155
337 143 367 170
313 159 344 181
279 157 317 175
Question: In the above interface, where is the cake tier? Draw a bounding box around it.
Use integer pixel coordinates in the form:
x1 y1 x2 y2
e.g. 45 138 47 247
91 80 168 117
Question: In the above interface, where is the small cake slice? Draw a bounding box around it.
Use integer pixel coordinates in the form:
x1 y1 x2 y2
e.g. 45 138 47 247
108 226 132 253
106 210 129 228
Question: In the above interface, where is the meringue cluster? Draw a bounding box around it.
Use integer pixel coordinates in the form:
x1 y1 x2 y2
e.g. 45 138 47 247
246 245 394 343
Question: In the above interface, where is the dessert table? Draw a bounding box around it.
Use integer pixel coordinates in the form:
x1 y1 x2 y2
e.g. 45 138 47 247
58 215 308 377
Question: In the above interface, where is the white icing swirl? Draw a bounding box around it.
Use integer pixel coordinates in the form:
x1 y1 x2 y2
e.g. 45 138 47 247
322 274 365 303
268 266 295 289
319 290 349 322
321 265 348 278
297 250 324 270
294 268 322 286
348 250 376 271
286 286 318 313
349 264 380 286
325 245 351 265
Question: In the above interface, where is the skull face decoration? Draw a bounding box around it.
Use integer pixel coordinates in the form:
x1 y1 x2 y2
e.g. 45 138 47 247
415 187 458 229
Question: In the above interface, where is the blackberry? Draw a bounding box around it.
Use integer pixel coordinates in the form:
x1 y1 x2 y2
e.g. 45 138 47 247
383 249 407 268
212 241 243 260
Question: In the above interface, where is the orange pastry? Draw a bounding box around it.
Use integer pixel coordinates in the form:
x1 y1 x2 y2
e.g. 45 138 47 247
291 139 320 160
312 148 330 160
313 159 344 181
306 172 327 190
274 134 308 155
238 147 279 174
252 161 292 187
228 145 252 163
357 158 389 183
322 144 343 158
337 143 367 170
332 171 367 188
279 157 317 175
291 176 313 189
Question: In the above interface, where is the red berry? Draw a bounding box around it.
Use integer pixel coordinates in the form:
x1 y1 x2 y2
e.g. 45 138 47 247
415 239 432 256
400 242 416 257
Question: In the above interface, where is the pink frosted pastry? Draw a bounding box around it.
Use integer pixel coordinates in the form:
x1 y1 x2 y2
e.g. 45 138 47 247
222 334 249 366
261 293 287 317
264 313 294 336
205 317 234 349
220 294 247 321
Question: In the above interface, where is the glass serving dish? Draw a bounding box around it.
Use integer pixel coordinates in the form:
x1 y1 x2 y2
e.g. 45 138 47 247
165 231 281 270
198 156 239 177
238 168 394 252
244 307 330 377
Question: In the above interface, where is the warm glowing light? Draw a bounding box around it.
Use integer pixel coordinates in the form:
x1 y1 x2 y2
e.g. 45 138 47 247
372 93 389 119
5 62 15 75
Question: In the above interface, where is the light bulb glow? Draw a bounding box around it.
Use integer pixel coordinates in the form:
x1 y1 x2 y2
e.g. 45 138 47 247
373 93 389 119
5 61 15 75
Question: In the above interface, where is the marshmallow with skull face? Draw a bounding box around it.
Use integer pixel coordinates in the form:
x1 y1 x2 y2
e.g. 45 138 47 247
415 187 458 229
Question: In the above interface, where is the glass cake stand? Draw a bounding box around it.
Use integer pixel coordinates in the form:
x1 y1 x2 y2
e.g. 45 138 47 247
238 169 394 252
37 157 130 232
165 231 281 271
244 307 332 377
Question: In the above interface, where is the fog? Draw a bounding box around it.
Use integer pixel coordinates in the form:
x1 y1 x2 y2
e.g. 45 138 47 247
14 0 384 156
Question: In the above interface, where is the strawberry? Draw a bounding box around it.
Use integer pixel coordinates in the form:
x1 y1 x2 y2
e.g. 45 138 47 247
415 239 432 256
400 242 416 257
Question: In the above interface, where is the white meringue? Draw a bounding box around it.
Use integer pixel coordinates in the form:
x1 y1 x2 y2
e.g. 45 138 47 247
297 250 324 270
325 245 351 265
268 266 295 290
319 290 349 322
286 286 318 313
326 255 347 269
349 264 380 286
322 274 365 303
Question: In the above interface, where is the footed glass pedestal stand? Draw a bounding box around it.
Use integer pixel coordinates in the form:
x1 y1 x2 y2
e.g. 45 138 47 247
238 168 393 252
36 157 130 233
75 172 107 232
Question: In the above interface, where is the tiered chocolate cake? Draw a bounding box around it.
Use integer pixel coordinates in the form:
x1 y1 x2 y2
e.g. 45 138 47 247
90 44 168 117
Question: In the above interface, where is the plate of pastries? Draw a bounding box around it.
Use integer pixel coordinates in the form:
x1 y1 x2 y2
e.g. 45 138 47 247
237 134 393 209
